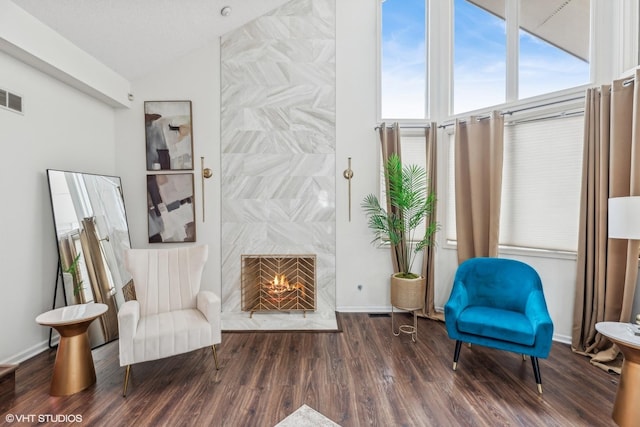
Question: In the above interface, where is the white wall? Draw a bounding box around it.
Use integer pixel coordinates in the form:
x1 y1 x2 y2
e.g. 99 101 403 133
114 41 222 297
335 0 394 311
0 51 117 363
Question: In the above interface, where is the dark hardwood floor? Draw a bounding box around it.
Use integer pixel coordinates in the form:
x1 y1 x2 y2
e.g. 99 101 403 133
1 313 619 426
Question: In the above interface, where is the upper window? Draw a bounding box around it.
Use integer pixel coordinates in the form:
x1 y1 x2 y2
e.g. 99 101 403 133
517 1 591 99
380 0 427 119
380 1 592 119
453 0 590 114
453 0 506 113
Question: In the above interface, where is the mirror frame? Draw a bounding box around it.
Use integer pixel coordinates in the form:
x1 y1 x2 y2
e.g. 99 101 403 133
46 169 132 348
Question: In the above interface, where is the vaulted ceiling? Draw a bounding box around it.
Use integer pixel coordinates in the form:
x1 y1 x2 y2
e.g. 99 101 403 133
10 0 290 80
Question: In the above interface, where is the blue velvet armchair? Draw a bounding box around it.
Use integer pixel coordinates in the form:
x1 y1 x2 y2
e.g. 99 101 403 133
444 257 554 393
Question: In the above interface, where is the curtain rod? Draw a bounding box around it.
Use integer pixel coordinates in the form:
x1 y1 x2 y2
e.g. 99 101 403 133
374 124 432 131
504 109 584 126
604 76 636 90
375 94 585 131
502 95 585 115
375 79 635 131
438 95 585 128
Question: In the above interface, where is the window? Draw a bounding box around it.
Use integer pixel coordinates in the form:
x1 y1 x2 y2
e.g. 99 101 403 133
452 0 590 114
445 113 584 252
380 0 426 119
380 1 591 119
453 0 506 113
518 2 590 99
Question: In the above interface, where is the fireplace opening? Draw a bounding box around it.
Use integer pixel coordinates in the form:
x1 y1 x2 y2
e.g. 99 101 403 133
241 255 316 317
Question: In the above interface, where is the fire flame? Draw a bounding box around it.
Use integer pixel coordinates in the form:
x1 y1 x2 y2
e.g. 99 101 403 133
266 273 305 296
271 274 291 294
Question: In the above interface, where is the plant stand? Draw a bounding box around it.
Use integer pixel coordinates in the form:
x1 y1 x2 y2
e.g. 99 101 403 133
391 305 419 342
390 275 426 342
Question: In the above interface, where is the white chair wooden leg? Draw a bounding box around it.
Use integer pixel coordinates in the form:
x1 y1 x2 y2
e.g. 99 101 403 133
122 365 131 397
212 345 219 370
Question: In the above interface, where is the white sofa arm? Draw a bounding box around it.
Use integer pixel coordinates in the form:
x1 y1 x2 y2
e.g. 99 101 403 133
197 291 221 323
117 300 140 366
197 291 221 344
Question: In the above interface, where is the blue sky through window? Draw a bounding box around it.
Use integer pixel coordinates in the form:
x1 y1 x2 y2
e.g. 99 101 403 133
453 0 506 113
519 29 590 99
381 0 590 118
381 0 426 119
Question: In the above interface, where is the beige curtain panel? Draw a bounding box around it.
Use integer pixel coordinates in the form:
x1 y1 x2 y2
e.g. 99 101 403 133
419 123 442 320
454 111 504 264
378 122 403 274
81 218 119 342
573 70 640 372
378 123 441 320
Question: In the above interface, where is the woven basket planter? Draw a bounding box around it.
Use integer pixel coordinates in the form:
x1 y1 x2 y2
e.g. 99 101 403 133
390 274 426 311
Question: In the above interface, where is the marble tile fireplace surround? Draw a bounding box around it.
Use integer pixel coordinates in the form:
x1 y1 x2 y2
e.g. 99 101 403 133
219 0 337 331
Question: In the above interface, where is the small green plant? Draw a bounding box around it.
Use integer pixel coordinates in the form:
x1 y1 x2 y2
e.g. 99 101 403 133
63 253 84 297
361 153 438 279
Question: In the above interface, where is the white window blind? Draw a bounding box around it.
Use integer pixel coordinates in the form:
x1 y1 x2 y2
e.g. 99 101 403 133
446 114 584 252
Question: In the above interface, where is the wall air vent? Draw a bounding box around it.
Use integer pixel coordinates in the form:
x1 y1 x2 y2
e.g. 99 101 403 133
0 88 23 114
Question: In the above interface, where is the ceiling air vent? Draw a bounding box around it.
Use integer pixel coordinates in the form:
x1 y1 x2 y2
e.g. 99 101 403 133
0 88 23 114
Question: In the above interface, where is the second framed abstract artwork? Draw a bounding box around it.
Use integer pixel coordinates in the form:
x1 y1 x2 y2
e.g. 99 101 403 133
144 100 193 171
147 173 195 243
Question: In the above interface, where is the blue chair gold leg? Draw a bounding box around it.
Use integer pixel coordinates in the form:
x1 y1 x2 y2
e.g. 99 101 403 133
453 340 462 370
531 356 543 394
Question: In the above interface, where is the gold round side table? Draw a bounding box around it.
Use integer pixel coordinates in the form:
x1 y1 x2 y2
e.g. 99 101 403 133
595 321 640 427
36 303 108 396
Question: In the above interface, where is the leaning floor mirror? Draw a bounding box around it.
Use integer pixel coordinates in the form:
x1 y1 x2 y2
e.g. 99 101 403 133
47 169 132 348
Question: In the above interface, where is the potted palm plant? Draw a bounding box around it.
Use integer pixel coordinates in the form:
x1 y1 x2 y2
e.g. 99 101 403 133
361 153 438 310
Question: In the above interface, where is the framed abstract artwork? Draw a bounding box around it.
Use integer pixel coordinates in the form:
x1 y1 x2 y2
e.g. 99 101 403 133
144 100 193 171
147 173 196 243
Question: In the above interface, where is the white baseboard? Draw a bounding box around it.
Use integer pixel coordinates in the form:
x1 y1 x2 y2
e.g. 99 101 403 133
335 305 392 312
1 337 59 365
552 334 571 344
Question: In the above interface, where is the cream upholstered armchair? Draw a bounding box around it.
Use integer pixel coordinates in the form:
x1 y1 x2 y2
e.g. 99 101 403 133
118 245 221 396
